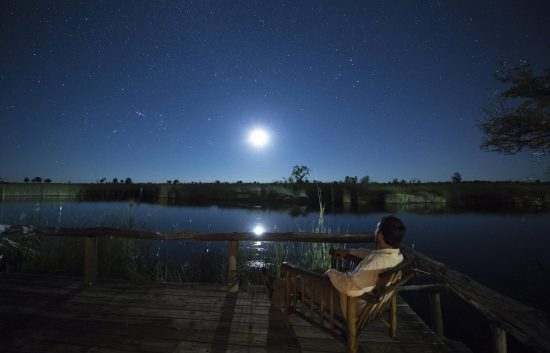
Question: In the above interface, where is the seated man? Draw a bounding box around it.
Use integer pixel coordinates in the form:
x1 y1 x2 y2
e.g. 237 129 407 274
265 215 406 316
325 215 406 319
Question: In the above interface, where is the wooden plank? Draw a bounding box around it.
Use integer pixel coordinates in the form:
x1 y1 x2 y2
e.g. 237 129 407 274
0 272 228 292
0 286 271 314
358 341 454 353
0 306 290 336
0 288 266 316
8 338 93 353
15 316 297 347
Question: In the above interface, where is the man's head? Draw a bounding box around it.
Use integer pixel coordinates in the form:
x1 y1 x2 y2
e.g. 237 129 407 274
375 215 406 249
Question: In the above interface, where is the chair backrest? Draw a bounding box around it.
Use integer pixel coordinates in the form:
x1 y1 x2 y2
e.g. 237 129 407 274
348 258 416 353
329 248 416 300
361 257 416 303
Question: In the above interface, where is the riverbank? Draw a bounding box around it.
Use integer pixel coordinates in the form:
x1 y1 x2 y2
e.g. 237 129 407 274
2 181 549 210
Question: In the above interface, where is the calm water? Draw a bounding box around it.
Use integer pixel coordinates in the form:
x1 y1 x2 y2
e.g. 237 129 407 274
1 199 549 352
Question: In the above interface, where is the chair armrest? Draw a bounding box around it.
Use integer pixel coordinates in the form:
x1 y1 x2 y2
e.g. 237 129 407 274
281 262 332 284
329 248 363 270
329 248 363 261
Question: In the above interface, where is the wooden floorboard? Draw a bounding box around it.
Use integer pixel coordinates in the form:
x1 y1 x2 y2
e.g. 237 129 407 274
0 273 471 353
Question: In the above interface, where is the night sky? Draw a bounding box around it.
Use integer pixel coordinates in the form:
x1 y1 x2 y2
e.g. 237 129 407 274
1 1 549 183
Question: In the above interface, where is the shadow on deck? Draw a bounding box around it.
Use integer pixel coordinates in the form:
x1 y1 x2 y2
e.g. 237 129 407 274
0 273 470 353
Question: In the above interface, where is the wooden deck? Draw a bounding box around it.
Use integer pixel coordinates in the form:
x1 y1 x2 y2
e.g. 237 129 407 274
0 273 470 353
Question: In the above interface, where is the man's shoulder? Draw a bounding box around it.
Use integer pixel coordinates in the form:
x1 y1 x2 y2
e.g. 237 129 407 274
360 250 403 270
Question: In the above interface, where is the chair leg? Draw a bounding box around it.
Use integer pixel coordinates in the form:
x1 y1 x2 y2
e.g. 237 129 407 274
347 296 358 353
390 294 397 338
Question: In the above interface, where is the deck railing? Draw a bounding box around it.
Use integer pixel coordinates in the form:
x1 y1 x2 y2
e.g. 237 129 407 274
0 225 376 291
1 224 549 353
399 247 550 353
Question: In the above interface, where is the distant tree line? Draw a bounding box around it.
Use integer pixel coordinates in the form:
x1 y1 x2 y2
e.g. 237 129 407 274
278 166 464 185
14 166 542 186
23 177 52 183
113 178 133 185
19 177 139 184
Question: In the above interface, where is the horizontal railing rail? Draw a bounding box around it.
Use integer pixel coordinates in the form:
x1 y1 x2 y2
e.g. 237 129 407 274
0 224 375 242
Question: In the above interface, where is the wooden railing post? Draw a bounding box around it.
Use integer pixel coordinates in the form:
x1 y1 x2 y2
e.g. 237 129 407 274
430 291 444 338
227 240 239 292
284 269 291 324
490 322 507 353
84 236 97 287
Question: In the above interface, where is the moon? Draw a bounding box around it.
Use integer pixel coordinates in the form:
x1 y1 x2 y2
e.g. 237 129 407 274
249 128 269 148
253 225 265 235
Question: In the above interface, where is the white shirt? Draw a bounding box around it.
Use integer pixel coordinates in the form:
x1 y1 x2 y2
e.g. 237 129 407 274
326 248 403 297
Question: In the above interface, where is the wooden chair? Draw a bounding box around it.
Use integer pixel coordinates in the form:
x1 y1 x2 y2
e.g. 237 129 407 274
281 249 416 353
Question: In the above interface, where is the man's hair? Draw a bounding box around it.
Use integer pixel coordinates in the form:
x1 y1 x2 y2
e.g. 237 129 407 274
379 215 406 248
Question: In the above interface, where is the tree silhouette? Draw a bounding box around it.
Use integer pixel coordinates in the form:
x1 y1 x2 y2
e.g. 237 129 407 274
290 165 310 183
173 179 180 184
479 61 550 155
23 177 29 183
452 172 462 183
344 176 357 184
32 177 42 183
44 178 52 183
124 177 132 185
112 178 118 184
360 175 370 184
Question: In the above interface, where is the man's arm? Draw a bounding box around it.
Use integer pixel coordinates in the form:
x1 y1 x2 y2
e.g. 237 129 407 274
348 248 371 259
331 248 371 259
324 267 379 296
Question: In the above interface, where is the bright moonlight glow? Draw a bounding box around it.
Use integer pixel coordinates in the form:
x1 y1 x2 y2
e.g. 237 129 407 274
253 225 265 235
249 128 269 147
